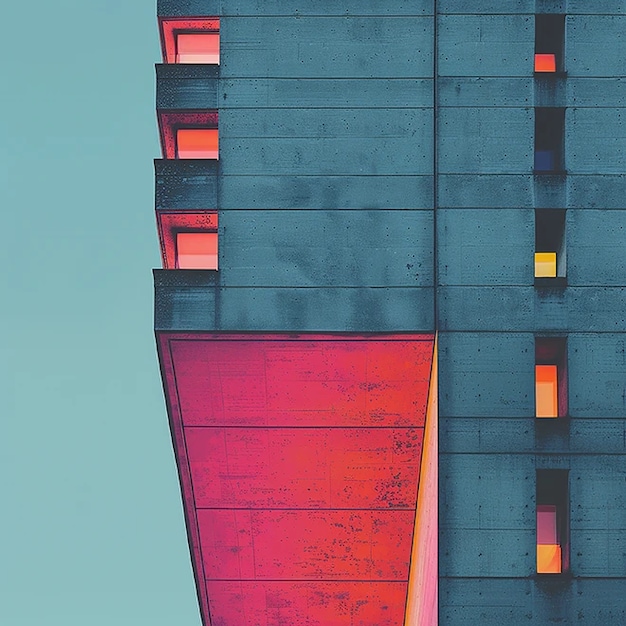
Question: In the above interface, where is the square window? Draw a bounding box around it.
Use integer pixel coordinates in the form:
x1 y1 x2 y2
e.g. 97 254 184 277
176 33 220 64
535 338 567 418
537 470 569 574
534 149 555 171
176 128 219 159
535 53 556 73
535 252 557 278
176 232 218 270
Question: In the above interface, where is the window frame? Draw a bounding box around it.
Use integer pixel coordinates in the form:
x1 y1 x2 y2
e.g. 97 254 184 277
159 18 220 64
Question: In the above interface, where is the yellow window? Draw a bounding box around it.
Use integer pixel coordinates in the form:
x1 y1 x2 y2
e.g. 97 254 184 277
535 252 557 278
537 544 562 574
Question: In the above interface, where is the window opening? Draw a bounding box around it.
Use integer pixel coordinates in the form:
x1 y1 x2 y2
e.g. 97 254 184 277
535 210 566 279
535 337 567 418
537 470 569 574
535 108 565 173
535 15 565 73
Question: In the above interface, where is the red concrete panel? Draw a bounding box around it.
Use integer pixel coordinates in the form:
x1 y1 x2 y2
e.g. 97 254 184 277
186 427 423 509
206 581 407 626
198 509 414 581
171 337 432 427
157 334 435 626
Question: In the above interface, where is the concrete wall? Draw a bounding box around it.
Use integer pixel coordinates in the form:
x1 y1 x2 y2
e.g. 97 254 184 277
155 2 436 333
438 5 626 625
154 1 626 623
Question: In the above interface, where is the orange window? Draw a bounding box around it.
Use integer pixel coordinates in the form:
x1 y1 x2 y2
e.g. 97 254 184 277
535 53 556 73
537 505 561 573
176 33 220 64
176 129 219 159
535 364 558 418
176 233 218 269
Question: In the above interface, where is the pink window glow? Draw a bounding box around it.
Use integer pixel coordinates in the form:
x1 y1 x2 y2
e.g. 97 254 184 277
176 33 220 64
177 128 218 159
176 232 218 269
537 505 561 574
159 18 219 64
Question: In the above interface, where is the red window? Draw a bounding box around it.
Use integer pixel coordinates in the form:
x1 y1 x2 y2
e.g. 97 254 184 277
534 54 556 73
159 18 220 64
176 128 219 159
176 232 218 270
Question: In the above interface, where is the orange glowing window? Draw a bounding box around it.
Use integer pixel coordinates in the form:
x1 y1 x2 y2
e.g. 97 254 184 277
176 33 220 64
535 337 567 418
535 365 558 418
176 129 218 159
176 233 218 269
535 53 556 73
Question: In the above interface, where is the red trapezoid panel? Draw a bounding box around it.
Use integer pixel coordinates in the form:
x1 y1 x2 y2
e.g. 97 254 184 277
158 333 435 626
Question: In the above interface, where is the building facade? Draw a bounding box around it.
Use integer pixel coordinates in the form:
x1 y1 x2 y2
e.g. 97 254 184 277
153 1 626 624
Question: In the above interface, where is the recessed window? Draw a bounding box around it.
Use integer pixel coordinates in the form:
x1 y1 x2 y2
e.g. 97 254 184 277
535 108 565 173
535 15 565 73
159 18 220 64
176 32 220 64
176 232 218 270
535 210 566 279
537 470 569 574
176 128 219 159
535 338 567 418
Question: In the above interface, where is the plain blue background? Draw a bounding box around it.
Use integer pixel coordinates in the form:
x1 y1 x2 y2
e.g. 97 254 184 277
0 1 202 623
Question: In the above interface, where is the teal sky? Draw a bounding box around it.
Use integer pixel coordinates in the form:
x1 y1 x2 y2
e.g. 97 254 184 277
0 1 202 624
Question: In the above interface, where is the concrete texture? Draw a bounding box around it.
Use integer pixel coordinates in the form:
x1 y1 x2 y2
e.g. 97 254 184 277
153 1 626 624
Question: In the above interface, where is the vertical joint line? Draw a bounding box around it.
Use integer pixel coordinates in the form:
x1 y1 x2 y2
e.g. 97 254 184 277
433 2 439 333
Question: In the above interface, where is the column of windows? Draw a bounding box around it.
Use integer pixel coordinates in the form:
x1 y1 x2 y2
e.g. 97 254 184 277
158 17 221 270
533 13 569 576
